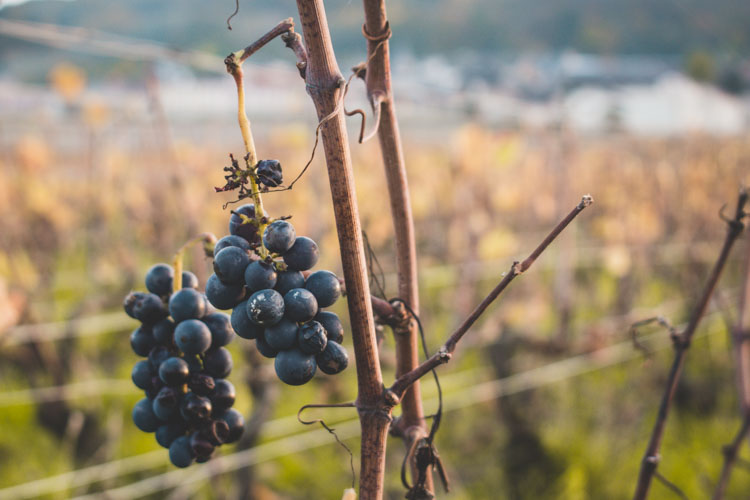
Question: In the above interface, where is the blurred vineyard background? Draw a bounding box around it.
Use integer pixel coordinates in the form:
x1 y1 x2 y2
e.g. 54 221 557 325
2 1 750 499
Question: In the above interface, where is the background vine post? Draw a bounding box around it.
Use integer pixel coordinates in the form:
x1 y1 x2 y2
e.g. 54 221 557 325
360 0 431 493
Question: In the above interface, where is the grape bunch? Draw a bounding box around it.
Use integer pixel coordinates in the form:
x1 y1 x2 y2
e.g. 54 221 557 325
123 264 244 468
207 203 349 386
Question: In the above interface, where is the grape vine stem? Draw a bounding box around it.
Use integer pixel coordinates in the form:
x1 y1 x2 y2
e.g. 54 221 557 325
632 189 748 500
224 20 294 259
389 195 594 398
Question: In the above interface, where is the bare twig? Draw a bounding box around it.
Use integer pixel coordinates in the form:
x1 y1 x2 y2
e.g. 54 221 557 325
230 18 295 64
633 189 748 500
713 416 750 500
390 195 594 398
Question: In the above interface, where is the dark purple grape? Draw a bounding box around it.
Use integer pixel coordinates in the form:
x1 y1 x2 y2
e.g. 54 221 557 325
203 347 233 378
283 288 318 323
316 340 349 375
244 261 277 292
202 312 235 348
274 270 305 296
159 357 190 386
168 288 207 323
230 300 264 340
263 220 295 254
132 360 154 390
264 318 298 351
181 271 199 289
169 435 194 468
229 203 262 244
214 235 252 257
156 420 187 449
255 335 279 358
304 270 341 308
201 419 230 446
124 292 168 324
213 246 251 285
152 386 181 421
274 349 317 386
205 274 245 311
256 159 283 188
130 326 156 357
145 376 165 400
188 373 216 396
210 379 236 413
298 321 328 355
180 393 212 424
152 318 175 346
246 289 284 326
133 398 161 432
174 319 212 355
218 408 245 443
282 236 319 271
145 263 174 296
314 311 344 344
189 431 215 459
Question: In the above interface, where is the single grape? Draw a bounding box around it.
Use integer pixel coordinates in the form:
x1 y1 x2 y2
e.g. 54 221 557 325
145 263 174 296
256 159 283 188
229 203 262 244
218 408 245 443
156 421 187 449
124 292 168 324
274 349 317 386
133 398 162 432
264 318 298 351
169 435 194 468
152 386 181 421
304 270 341 308
174 319 212 355
316 340 349 375
181 271 199 289
298 321 328 355
205 274 245 311
246 289 284 326
244 261 277 292
159 357 190 386
263 220 295 254
274 270 305 296
201 312 235 348
210 379 236 413
282 236 319 271
188 373 216 396
314 311 344 344
230 300 264 340
214 234 252 256
200 419 230 446
213 246 251 285
203 347 233 379
283 288 318 322
189 431 215 459
255 334 279 358
132 360 155 390
152 317 175 346
130 326 156 357
169 288 207 323
180 393 212 424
